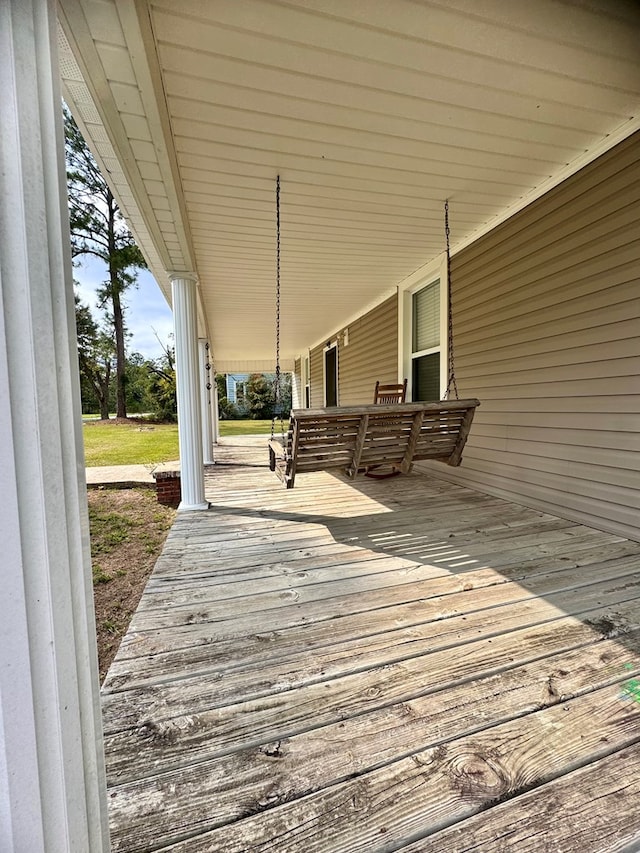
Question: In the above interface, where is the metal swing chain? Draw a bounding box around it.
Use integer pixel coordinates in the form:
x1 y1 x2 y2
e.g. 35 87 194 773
204 341 212 391
444 199 459 401
271 175 284 441
204 341 217 460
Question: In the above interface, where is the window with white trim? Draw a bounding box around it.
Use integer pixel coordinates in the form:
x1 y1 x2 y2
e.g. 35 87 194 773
411 279 441 401
399 253 448 402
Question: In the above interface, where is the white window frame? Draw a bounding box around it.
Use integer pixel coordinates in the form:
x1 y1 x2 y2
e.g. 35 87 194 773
293 353 311 408
292 358 302 408
323 340 339 407
398 253 448 401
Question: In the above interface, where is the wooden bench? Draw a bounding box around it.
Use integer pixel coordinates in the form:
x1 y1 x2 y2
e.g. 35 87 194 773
268 399 480 489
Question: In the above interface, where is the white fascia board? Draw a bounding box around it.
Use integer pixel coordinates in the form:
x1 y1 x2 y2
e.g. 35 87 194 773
57 4 191 318
114 0 197 273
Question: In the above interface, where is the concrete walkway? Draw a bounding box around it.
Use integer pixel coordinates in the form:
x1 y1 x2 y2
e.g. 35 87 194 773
85 461 179 488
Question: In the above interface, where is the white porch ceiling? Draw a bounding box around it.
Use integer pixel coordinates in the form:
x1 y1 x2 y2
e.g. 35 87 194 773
58 0 640 372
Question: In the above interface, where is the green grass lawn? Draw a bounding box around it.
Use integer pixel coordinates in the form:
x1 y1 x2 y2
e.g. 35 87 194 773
219 419 274 436
83 422 180 466
83 419 274 465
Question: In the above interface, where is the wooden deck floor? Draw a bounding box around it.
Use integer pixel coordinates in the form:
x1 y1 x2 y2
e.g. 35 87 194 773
103 437 640 852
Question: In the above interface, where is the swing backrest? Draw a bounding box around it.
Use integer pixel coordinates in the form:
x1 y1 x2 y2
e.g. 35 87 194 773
269 399 480 488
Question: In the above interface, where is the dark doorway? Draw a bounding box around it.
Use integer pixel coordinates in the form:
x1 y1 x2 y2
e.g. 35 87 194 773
324 344 338 406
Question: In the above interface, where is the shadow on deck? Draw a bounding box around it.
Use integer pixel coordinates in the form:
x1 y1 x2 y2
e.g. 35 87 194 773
102 436 640 852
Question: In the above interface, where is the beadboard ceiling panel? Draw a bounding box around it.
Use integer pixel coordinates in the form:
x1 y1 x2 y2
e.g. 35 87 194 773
58 0 640 370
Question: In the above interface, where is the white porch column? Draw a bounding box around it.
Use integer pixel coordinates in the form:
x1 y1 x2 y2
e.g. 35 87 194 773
0 1 109 850
171 273 208 510
198 339 214 464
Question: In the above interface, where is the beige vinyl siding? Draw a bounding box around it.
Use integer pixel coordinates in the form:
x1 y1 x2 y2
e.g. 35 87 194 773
308 296 398 407
418 131 640 542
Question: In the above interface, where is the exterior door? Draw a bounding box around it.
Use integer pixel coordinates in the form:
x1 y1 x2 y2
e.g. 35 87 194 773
324 344 338 406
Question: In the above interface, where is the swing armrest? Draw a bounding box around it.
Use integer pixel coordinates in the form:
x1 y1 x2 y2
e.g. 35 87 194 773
268 437 286 454
268 438 286 471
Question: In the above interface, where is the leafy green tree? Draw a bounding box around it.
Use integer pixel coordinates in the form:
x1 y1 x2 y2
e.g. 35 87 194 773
246 373 274 419
125 352 155 414
218 398 240 420
215 373 227 402
215 373 239 420
75 294 114 419
265 372 292 418
64 105 146 419
278 373 293 415
146 341 177 422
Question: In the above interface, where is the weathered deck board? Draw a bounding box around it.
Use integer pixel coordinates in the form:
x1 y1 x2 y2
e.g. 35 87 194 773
104 436 640 853
102 565 640 730
132 546 639 624
139 684 640 853
106 635 640 851
103 585 640 774
402 741 640 852
104 571 640 696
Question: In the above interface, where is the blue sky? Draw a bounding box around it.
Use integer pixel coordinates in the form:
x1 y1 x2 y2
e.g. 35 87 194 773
73 255 174 360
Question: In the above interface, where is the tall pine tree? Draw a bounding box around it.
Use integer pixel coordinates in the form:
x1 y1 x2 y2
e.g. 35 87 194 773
64 105 146 418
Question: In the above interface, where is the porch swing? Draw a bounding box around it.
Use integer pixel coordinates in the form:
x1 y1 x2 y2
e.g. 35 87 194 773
268 181 480 489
